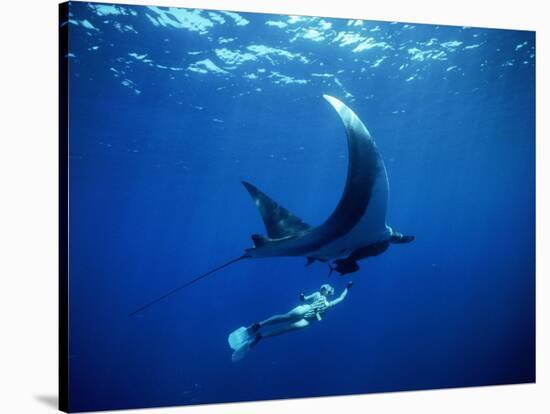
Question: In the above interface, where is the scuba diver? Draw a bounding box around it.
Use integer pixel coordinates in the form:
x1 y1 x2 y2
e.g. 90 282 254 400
228 282 353 362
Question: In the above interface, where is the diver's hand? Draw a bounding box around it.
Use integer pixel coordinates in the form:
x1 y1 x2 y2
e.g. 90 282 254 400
347 281 354 290
300 293 306 301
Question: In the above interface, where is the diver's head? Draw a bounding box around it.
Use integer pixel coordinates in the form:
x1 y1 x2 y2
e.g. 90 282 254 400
320 284 335 297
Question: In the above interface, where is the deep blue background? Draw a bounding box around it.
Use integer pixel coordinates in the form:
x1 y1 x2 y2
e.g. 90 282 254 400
66 2 535 412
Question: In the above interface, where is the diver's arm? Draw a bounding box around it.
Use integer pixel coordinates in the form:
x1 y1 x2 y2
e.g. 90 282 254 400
328 282 353 307
328 289 347 307
300 292 320 302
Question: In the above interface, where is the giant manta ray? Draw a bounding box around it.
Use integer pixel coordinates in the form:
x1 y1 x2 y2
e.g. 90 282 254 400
131 95 414 316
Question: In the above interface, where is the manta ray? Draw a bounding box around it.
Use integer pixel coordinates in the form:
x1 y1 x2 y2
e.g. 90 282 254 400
130 95 413 316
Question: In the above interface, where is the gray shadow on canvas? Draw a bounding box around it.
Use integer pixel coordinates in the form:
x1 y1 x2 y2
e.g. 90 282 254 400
35 395 58 410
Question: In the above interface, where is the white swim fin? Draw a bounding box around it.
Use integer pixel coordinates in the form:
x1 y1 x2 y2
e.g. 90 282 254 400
228 326 251 350
231 341 251 362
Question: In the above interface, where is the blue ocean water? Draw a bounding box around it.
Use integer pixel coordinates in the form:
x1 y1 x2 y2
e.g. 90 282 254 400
65 2 536 412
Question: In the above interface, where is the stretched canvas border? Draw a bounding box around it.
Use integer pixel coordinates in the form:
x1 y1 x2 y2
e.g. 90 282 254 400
59 2 70 412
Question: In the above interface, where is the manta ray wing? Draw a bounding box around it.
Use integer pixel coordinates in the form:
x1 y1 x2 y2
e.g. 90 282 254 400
241 181 311 240
244 95 389 259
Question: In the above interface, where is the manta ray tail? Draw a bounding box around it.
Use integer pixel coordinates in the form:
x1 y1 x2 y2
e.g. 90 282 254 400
241 181 311 240
129 254 250 316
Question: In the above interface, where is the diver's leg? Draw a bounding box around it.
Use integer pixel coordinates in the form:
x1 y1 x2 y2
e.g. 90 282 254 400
260 313 293 326
261 319 310 339
259 305 309 327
